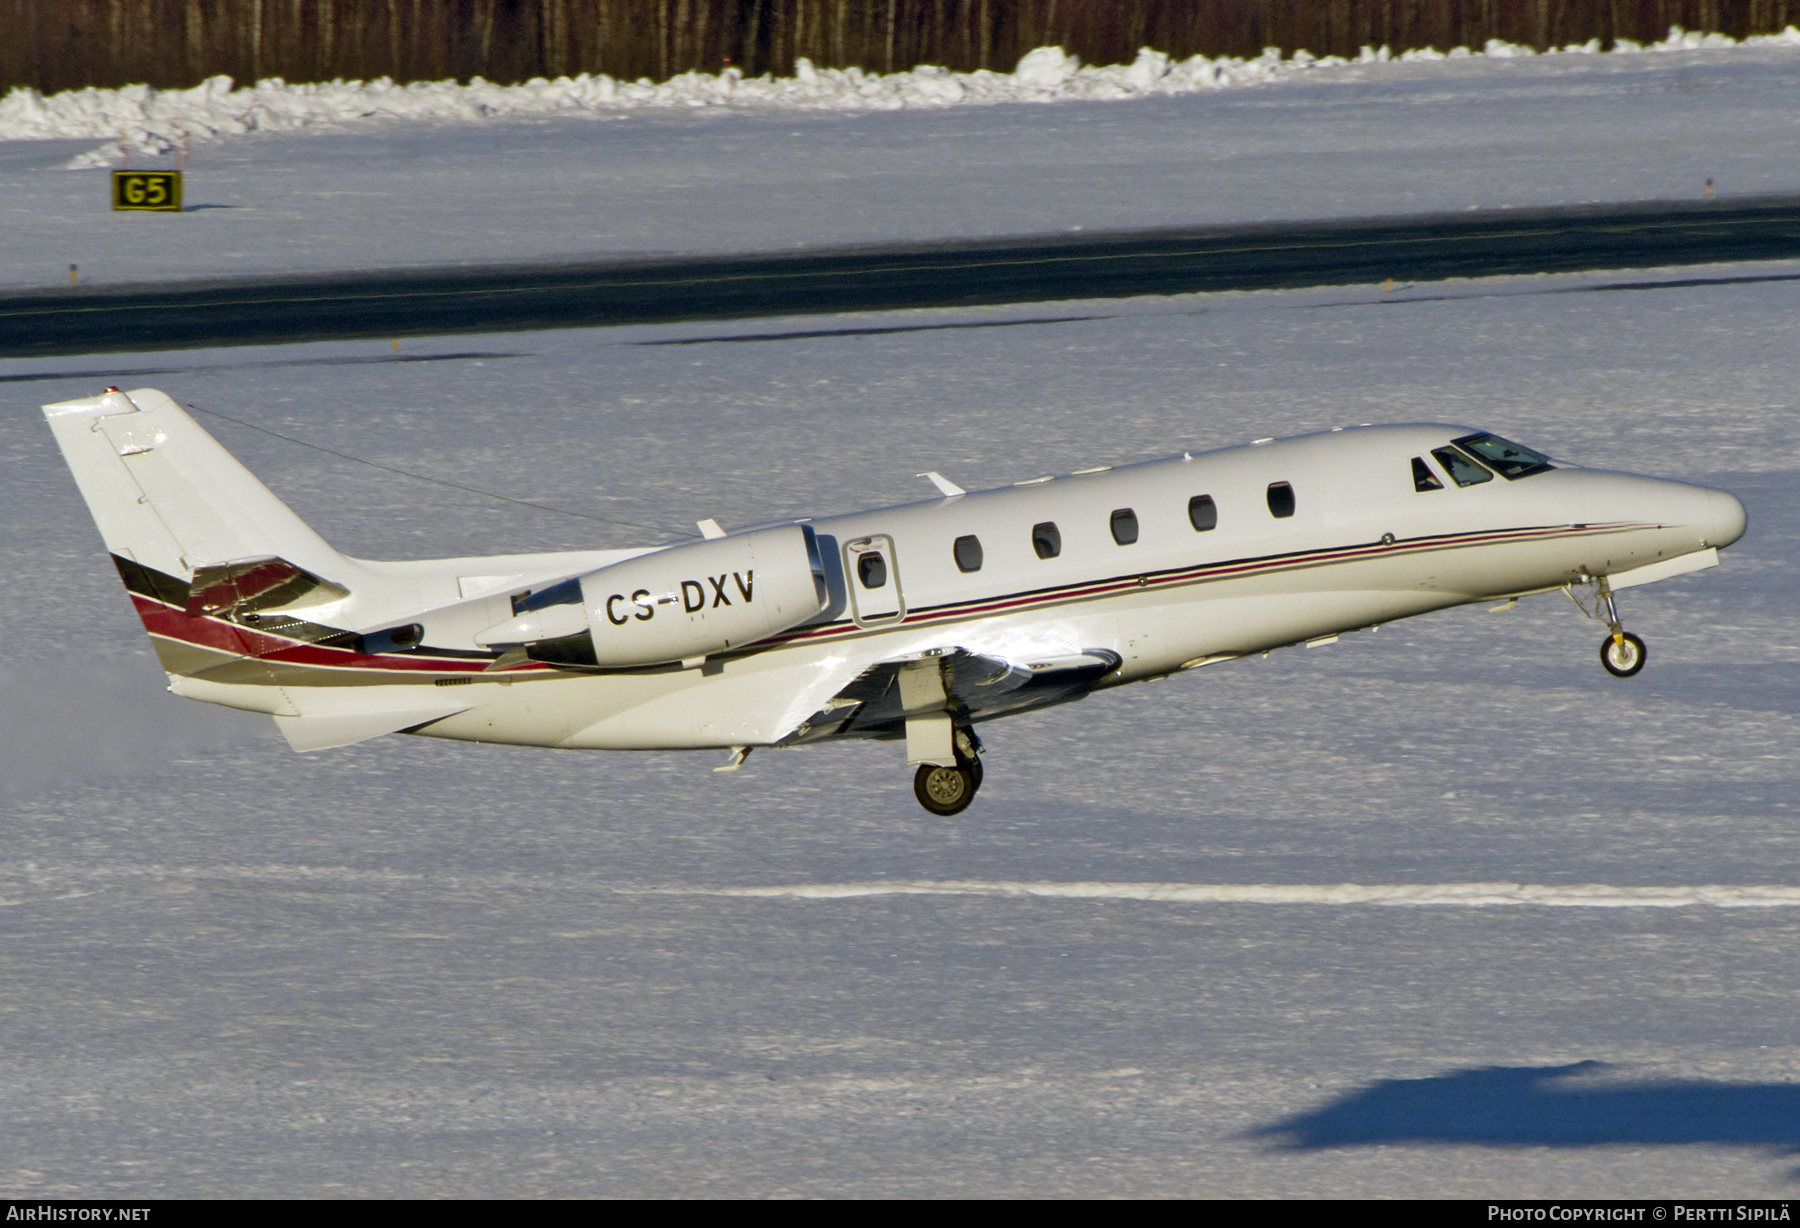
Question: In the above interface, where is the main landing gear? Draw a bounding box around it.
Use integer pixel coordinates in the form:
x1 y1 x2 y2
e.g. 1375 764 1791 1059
913 728 984 816
1567 574 1648 678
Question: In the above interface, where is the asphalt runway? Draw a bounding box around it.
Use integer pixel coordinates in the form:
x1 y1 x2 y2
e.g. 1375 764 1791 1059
8 218 1800 1197
6 195 1800 358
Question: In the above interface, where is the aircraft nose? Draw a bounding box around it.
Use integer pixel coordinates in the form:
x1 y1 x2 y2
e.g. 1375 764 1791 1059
1707 489 1747 550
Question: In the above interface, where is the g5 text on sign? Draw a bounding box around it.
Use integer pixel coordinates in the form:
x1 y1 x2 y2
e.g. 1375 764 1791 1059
113 171 183 212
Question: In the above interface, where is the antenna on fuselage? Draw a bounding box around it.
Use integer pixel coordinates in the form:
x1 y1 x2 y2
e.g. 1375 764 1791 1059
917 472 966 498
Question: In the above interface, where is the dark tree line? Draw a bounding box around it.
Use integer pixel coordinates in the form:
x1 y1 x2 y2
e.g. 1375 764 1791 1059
5 0 1796 95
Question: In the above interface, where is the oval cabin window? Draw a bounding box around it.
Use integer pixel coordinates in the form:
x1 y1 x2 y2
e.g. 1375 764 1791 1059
857 553 888 589
1187 495 1217 531
1032 522 1061 559
952 535 984 573
1266 482 1296 519
1110 508 1139 545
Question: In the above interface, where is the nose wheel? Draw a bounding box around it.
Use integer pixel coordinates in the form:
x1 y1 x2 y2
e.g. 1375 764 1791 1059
1601 630 1647 678
1568 574 1649 678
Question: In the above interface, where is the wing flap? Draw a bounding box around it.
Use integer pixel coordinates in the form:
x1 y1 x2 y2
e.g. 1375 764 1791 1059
781 646 1119 745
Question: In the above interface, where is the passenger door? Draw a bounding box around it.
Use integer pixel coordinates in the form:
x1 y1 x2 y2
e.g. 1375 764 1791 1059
843 535 905 627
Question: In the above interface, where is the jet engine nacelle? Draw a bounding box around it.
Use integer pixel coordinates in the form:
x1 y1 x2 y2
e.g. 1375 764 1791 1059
482 524 830 668
581 524 829 666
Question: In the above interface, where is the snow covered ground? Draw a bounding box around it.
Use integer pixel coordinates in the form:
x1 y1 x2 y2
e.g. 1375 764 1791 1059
2 46 1800 1198
5 38 1800 290
8 29 1793 156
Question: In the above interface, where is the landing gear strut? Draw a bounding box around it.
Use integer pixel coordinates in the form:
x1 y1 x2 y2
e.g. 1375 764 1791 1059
1567 574 1648 678
913 728 984 816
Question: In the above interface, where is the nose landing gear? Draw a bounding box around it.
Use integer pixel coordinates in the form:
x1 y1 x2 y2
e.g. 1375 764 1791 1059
1567 574 1648 678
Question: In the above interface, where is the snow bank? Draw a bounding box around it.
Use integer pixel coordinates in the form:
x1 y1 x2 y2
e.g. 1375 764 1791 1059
4 24 1797 169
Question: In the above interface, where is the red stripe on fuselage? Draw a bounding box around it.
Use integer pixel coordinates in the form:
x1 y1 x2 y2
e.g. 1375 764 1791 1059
132 521 1643 676
775 521 1639 646
129 594 528 675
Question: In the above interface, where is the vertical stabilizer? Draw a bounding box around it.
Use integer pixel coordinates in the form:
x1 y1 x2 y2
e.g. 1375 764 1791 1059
42 387 345 582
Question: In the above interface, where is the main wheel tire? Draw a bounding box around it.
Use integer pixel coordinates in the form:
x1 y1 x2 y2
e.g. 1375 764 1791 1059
914 762 977 816
1600 631 1647 678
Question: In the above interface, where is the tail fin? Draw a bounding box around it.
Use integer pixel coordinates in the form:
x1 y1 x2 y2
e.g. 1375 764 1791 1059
43 387 345 584
46 388 482 750
44 386 368 697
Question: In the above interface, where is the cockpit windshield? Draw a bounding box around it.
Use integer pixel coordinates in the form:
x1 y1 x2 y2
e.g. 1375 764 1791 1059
1451 433 1555 479
1430 447 1492 488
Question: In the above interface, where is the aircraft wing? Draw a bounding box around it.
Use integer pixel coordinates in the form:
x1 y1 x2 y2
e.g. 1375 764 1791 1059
780 646 1119 745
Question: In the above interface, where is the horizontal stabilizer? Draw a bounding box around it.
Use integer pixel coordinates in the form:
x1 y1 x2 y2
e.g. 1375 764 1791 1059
186 556 349 617
274 703 472 753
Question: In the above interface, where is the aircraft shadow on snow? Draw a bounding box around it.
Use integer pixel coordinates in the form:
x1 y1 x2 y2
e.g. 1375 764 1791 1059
1252 1062 1800 1166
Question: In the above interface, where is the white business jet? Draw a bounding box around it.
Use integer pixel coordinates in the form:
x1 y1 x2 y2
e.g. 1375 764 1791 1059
46 387 1745 815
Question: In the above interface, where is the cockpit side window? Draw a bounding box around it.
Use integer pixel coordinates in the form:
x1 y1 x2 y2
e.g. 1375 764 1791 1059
1431 447 1493 487
1452 432 1554 479
1412 457 1444 492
